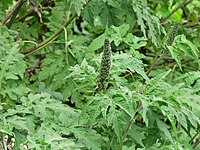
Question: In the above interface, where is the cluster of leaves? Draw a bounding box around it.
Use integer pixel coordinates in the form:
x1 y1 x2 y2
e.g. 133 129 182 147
0 0 200 150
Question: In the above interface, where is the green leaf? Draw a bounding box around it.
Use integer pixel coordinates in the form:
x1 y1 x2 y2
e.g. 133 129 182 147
110 24 130 46
6 116 29 131
156 119 174 144
129 124 145 146
141 100 149 126
167 45 182 70
181 107 199 129
132 1 162 46
1 84 30 100
67 0 87 15
112 53 150 81
0 25 27 105
112 111 127 142
87 33 108 52
145 70 171 93
124 34 147 49
168 35 200 70
72 128 102 150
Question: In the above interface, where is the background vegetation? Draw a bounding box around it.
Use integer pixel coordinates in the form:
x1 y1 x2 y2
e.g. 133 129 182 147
0 0 200 149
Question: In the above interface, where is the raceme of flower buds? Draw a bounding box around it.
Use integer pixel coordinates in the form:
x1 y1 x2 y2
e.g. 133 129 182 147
167 23 179 46
97 39 112 90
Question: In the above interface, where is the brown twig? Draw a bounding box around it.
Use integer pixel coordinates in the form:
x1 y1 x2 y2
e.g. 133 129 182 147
2 0 24 28
17 0 54 22
184 21 200 28
26 54 45 76
146 54 164 75
189 129 200 148
160 0 193 24
146 54 174 60
193 137 200 148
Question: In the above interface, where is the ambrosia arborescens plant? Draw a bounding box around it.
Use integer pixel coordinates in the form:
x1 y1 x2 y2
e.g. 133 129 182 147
0 0 200 149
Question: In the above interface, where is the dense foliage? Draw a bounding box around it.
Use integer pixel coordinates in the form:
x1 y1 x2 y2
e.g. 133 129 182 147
0 0 200 149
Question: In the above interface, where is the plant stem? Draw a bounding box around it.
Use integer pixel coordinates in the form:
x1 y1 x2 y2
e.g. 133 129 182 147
117 106 142 150
146 52 165 75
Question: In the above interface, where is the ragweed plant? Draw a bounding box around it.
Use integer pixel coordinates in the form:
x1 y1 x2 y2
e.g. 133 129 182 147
0 0 200 149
